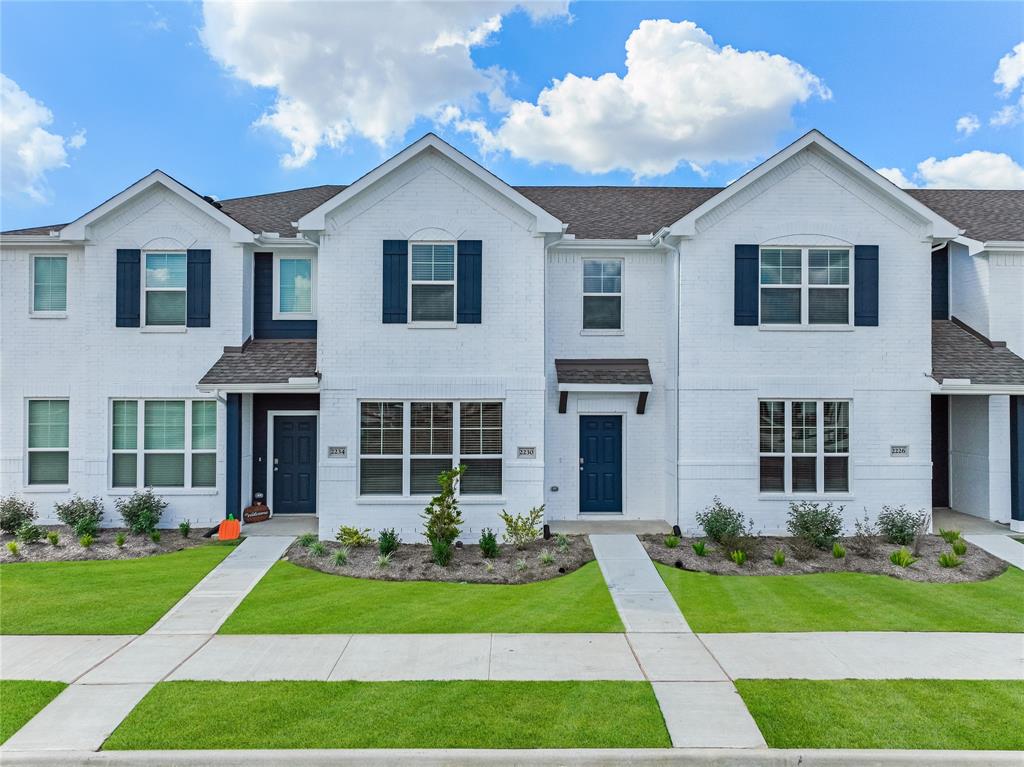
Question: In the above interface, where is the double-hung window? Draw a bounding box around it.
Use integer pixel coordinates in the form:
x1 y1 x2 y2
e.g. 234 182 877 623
582 258 622 330
144 252 187 326
111 399 216 488
27 399 69 485
360 401 503 496
410 243 455 323
760 247 850 326
32 255 67 314
759 400 849 493
273 255 315 319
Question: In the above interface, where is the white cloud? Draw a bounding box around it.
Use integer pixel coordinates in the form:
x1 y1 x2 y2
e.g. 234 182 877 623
200 1 569 168
450 19 830 177
877 150 1024 190
994 41 1024 95
955 114 980 136
989 97 1023 127
0 74 85 203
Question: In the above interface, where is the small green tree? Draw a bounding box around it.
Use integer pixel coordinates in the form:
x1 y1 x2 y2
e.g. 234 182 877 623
421 465 465 565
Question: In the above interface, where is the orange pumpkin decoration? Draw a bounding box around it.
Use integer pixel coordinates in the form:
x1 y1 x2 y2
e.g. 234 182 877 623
218 514 241 541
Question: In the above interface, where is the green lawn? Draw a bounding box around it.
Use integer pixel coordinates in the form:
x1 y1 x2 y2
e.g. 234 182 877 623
737 680 1024 750
104 680 670 749
656 562 1024 633
0 545 236 634
0 680 66 743
220 560 622 633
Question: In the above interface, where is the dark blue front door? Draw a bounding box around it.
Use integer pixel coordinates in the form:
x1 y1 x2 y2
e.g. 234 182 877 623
273 416 316 514
579 415 622 513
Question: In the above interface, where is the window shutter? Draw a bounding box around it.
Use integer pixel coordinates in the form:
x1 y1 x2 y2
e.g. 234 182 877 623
734 244 759 325
382 240 408 323
115 249 141 327
186 249 211 327
854 245 879 326
457 240 482 324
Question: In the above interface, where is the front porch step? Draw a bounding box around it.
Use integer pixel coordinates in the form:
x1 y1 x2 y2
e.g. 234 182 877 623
549 519 673 536
241 515 318 537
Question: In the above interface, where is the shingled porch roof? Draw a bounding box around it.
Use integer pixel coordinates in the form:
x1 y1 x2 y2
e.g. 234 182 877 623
198 340 318 391
932 320 1024 389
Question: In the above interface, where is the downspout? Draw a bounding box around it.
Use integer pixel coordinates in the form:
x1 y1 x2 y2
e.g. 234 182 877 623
543 228 568 534
653 229 682 531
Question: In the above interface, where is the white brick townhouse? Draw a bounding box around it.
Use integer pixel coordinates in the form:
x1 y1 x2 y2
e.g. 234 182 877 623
2 130 1023 537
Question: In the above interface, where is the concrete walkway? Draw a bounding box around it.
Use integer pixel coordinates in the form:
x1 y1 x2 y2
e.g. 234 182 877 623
964 534 1024 569
590 534 766 749
1 536 293 753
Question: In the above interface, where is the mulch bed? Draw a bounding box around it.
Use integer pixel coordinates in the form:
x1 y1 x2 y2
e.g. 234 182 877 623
640 534 1006 583
0 525 221 563
286 536 594 584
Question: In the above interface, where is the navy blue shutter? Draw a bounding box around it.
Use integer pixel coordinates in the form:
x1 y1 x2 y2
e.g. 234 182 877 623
734 244 759 326
854 245 879 326
115 249 141 327
457 240 482 324
382 240 408 323
186 249 211 327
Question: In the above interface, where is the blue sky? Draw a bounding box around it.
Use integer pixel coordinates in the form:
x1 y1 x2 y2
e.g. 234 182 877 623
2 1 1022 231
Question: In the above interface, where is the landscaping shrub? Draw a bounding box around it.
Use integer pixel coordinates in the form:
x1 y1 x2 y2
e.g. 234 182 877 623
421 466 465 552
538 549 555 566
939 528 961 544
0 496 37 535
115 532 126 548
849 512 878 557
484 560 495 574
889 547 917 568
150 530 161 543
664 535 680 549
375 552 392 568
938 551 963 568
79 533 95 548
7 541 18 556
691 540 707 557
832 542 846 559
952 539 967 556
478 528 499 558
54 495 104 537
17 522 43 544
696 497 752 549
877 505 928 546
309 541 327 558
178 520 191 538
786 501 844 550
772 548 786 566
514 557 528 572
333 546 350 566
729 549 747 566
46 531 59 546
555 533 570 550
115 490 166 534
378 528 400 557
335 527 374 547
299 532 319 548
499 505 544 549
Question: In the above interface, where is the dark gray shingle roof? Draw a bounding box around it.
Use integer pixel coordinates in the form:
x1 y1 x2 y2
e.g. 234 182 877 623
931 320 1024 386
905 189 1024 242
199 340 317 385
217 185 346 237
555 358 653 386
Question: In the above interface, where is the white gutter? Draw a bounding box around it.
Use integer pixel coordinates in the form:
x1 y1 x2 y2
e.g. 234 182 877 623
196 382 321 394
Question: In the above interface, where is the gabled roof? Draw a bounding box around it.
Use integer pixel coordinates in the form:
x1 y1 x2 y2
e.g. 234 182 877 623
295 133 564 234
219 185 345 237
667 130 961 239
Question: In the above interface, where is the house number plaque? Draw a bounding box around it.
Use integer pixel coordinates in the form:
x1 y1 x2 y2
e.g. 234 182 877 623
517 446 536 459
328 446 347 458
890 445 909 458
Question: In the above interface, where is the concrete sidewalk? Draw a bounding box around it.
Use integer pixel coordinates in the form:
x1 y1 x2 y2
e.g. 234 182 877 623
964 534 1024 569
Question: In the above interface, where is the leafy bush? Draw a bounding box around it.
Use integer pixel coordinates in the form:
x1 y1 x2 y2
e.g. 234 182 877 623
663 535 680 549
538 549 555 566
849 512 878 557
17 522 43 544
0 496 37 535
115 532 126 548
786 501 844 550
378 528 400 557
150 530 161 543
79 533 94 548
478 528 499 558
178 520 191 538
938 551 963 568
692 540 707 556
115 490 166 534
421 466 465 548
309 541 327 558
54 495 104 537
7 541 18 556
431 538 453 567
499 506 544 549
729 549 747 566
696 497 752 548
951 539 967 556
376 552 392 568
333 546 350 566
514 557 528 572
877 505 928 546
832 542 846 559
555 533 570 552
772 548 786 566
299 532 318 548
939 528 961 544
335 527 374 547
889 547 917 568
46 531 59 546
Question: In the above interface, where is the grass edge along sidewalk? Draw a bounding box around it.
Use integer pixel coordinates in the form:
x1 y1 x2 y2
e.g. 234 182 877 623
0 680 67 743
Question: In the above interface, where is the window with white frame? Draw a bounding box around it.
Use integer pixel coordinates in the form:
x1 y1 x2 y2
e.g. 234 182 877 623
410 243 455 323
273 255 315 319
582 258 622 330
359 401 503 496
27 399 69 485
759 400 849 493
32 255 67 313
759 247 850 325
111 399 216 488
144 252 187 326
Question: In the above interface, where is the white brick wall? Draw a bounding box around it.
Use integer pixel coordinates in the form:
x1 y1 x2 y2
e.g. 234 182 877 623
987 251 1024 355
950 242 990 337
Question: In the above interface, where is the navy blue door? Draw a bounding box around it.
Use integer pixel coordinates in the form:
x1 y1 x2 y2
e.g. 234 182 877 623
273 416 316 514
579 416 622 513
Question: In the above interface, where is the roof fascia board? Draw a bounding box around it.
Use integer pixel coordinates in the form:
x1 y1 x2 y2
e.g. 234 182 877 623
196 382 320 394
551 238 657 250
983 240 1024 251
557 383 653 393
668 130 961 239
938 383 1024 394
296 134 564 234
0 235 75 245
62 171 254 242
